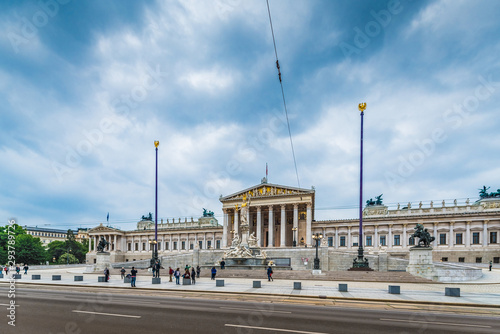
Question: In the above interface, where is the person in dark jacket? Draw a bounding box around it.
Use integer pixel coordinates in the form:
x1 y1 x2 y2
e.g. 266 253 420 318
120 267 126 279
130 267 137 287
267 266 273 281
196 265 201 278
191 267 196 284
154 261 161 278
211 266 217 280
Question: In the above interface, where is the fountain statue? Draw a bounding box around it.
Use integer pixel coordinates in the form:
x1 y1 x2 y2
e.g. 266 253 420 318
223 194 267 267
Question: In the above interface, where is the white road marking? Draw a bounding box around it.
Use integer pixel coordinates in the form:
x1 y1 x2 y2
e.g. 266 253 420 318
379 318 491 328
72 310 141 318
219 306 292 314
225 324 329 334
0 303 18 307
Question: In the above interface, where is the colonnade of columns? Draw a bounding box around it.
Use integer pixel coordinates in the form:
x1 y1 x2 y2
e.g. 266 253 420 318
222 202 313 248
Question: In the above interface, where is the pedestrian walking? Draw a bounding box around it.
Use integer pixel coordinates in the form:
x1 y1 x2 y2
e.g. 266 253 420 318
169 267 174 282
211 266 217 280
220 260 225 270
104 267 110 282
490 261 493 271
4 266 8 276
120 267 126 279
267 266 273 281
23 264 29 275
174 268 181 285
196 265 200 278
154 261 160 278
130 267 137 287
191 267 196 284
16 265 20 275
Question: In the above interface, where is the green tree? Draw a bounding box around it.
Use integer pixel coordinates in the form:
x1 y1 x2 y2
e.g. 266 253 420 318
46 240 67 263
0 223 31 265
58 253 79 264
14 234 47 265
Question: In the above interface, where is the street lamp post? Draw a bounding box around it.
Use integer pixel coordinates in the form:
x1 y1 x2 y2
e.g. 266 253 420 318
351 103 371 270
152 140 159 267
312 233 323 270
292 227 297 247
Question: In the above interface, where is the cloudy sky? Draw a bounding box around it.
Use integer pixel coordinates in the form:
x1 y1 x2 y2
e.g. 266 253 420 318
1 0 499 231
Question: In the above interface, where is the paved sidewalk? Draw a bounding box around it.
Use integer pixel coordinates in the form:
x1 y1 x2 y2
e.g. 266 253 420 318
2 267 500 307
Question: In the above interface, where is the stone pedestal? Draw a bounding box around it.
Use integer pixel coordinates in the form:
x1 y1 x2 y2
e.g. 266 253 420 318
95 252 111 273
406 247 437 281
312 269 322 275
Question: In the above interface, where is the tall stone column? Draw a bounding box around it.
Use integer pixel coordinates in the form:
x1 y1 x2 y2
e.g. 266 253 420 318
234 209 239 237
347 226 351 249
388 225 393 247
256 206 262 247
280 204 286 247
213 233 216 248
334 227 338 249
169 235 173 251
466 221 471 247
433 223 438 248
449 223 454 248
374 226 378 248
268 205 274 247
178 234 181 252
483 220 489 247
106 235 110 251
222 209 228 248
306 203 312 247
293 204 298 245
403 224 407 248
203 233 206 249
161 234 165 252
131 236 134 252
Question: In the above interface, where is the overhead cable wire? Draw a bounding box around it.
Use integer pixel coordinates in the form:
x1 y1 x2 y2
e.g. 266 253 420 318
266 0 301 188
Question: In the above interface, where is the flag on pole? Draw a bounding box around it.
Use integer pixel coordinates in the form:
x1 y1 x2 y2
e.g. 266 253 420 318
107 212 109 222
266 163 268 180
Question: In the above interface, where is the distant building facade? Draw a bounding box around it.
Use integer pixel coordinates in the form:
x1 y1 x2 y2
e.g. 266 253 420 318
24 226 68 246
85 180 500 266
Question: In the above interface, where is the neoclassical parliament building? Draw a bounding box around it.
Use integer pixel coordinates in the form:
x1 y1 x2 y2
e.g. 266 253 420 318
86 180 500 267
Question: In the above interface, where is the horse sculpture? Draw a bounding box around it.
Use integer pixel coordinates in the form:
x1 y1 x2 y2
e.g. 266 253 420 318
96 236 110 253
411 223 435 247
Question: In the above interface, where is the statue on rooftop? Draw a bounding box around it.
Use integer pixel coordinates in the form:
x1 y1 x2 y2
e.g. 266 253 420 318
141 212 153 221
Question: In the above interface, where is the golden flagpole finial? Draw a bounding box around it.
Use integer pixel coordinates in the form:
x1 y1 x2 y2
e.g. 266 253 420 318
358 103 367 112
154 141 159 148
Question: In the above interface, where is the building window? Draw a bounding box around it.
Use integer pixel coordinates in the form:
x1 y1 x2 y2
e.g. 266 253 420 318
166 242 169 250
472 232 480 244
394 235 400 246
127 243 131 251
142 242 146 251
439 233 446 245
340 236 346 247
135 243 138 251
199 241 203 249
366 236 372 246
409 236 415 246
456 233 463 245
441 257 448 262
158 242 161 250
190 243 194 250
182 241 185 250
328 237 333 247
380 236 386 246
173 242 177 250
476 257 482 263
458 257 465 263
494 257 500 264
207 240 212 248
216 240 221 249
490 232 497 244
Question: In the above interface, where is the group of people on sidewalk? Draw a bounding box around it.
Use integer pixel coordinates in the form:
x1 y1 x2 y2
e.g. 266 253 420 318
115 264 202 287
1 264 29 278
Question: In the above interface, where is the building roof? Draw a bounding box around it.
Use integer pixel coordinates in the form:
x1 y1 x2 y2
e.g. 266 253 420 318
24 226 73 234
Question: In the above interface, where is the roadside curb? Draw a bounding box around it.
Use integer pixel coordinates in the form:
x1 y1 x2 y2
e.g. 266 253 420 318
2 281 499 309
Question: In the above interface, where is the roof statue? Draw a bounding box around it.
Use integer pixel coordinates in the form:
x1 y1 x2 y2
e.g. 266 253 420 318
479 186 500 199
141 212 153 221
366 194 383 206
202 208 214 217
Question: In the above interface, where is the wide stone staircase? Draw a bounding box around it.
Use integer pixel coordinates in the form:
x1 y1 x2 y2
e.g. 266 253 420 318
201 269 434 283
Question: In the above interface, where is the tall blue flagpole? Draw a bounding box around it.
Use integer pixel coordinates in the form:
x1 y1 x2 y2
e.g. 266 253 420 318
154 141 159 263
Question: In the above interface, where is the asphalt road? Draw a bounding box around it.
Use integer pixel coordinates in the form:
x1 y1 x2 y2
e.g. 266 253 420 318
0 287 498 334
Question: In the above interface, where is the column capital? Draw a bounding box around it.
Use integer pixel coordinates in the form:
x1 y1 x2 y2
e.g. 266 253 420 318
280 204 286 209
467 221 472 225
484 220 489 224
293 203 299 208
307 202 312 208
268 205 273 211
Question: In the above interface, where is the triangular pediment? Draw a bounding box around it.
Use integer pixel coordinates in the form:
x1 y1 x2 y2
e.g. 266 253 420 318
220 183 314 202
88 223 121 233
